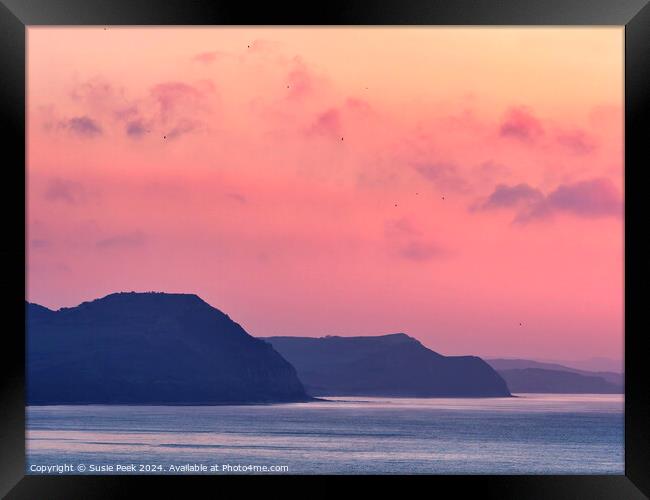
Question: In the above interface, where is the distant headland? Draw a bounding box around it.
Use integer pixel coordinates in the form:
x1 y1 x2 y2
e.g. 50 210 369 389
27 291 620 406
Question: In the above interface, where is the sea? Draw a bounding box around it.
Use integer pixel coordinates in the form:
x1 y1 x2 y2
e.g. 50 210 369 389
26 394 624 475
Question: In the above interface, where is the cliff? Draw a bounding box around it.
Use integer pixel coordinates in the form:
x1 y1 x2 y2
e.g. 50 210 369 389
27 292 309 405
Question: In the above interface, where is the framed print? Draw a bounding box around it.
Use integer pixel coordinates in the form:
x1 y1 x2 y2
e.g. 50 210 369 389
1 0 648 498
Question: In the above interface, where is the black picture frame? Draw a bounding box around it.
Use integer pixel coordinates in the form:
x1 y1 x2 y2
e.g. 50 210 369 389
1 1 648 497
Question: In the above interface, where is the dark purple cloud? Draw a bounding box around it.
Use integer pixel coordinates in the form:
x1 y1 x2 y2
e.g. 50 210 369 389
47 77 213 143
126 120 148 138
544 178 623 218
477 178 623 223
499 107 543 141
65 116 102 137
478 183 544 210
96 231 147 249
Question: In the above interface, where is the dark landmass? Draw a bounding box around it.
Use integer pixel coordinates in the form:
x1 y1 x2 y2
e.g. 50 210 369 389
545 356 623 373
486 358 623 393
496 368 622 394
27 292 310 405
262 334 511 397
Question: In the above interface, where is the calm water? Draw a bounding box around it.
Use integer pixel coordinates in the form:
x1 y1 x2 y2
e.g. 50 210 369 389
26 394 624 474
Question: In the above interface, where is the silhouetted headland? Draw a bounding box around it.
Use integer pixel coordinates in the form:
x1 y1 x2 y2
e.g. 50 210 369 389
27 292 310 405
263 334 511 397
485 358 623 393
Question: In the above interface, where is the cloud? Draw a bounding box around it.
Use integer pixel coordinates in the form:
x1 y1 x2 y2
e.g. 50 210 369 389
476 183 544 210
542 178 623 218
399 241 445 262
57 77 214 142
126 120 148 138
69 78 117 109
385 218 446 262
471 161 512 185
114 105 139 121
43 178 85 204
30 238 50 250
192 51 225 64
226 193 247 204
286 57 313 99
64 116 102 137
556 130 596 154
414 162 468 193
385 217 419 238
307 108 341 138
476 178 622 223
165 120 199 140
150 82 204 117
345 97 372 114
69 78 137 123
96 231 147 249
499 107 543 141
146 81 214 138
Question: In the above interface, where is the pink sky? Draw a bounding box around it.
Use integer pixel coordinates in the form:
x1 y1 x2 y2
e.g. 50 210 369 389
26 28 624 363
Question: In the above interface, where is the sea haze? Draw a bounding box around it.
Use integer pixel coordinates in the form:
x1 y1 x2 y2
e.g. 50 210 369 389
26 394 623 475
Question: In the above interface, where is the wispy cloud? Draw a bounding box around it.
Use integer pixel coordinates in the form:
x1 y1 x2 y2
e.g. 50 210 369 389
96 231 147 249
414 162 469 193
164 120 199 140
533 178 622 219
385 218 447 262
384 217 419 238
43 178 85 204
30 238 50 250
192 50 226 64
307 108 341 138
150 81 207 118
285 57 313 99
398 240 446 262
63 116 102 137
226 192 248 204
475 183 544 211
556 130 597 154
49 77 214 142
499 107 543 142
125 120 148 138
